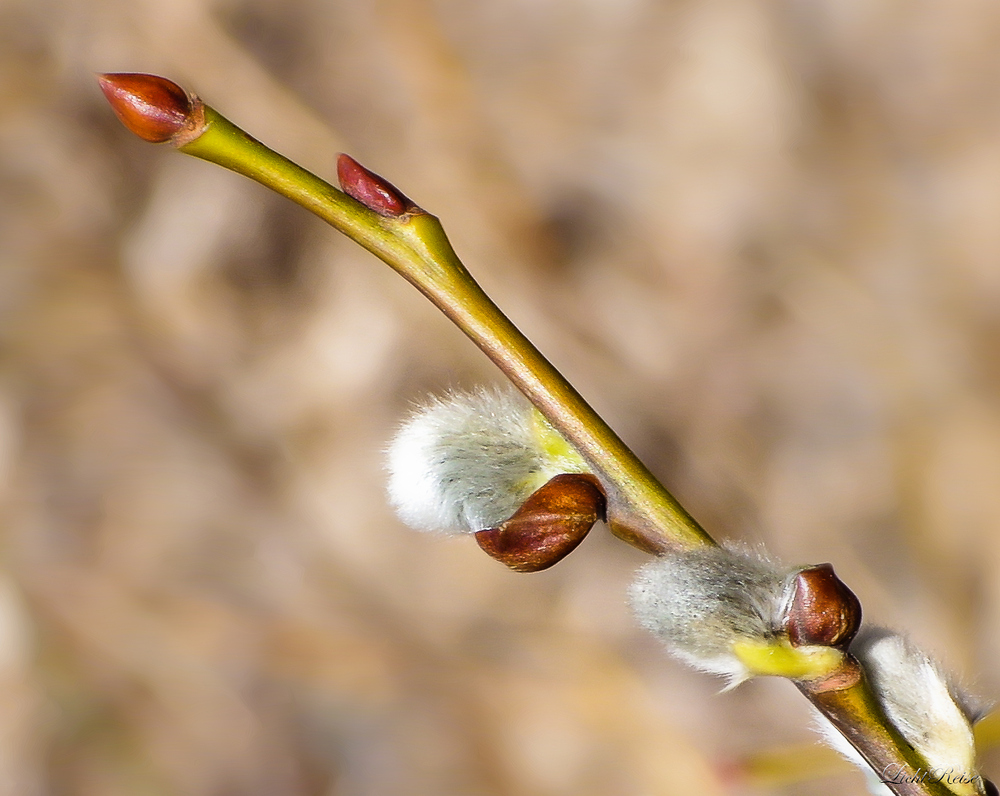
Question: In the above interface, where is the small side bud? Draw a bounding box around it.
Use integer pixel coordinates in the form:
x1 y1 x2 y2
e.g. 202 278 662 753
815 628 993 795
386 388 592 535
782 564 861 649
337 154 415 217
474 473 605 572
97 73 204 145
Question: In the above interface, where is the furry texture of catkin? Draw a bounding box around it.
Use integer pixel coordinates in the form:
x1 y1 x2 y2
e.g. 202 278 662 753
628 544 788 687
815 627 991 795
385 388 590 534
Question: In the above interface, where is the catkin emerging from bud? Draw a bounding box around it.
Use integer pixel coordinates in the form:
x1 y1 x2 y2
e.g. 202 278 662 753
816 627 993 795
630 547 859 686
629 545 789 686
386 388 591 534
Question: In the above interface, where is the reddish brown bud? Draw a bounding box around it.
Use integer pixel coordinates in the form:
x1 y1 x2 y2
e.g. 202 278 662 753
98 73 203 144
783 563 862 649
336 154 415 217
475 473 605 573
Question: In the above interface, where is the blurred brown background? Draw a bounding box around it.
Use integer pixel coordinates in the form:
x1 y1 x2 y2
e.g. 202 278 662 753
1 0 999 793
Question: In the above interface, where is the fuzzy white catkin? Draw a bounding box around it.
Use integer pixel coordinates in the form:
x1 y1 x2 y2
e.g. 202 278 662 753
385 388 591 534
815 627 991 796
628 544 788 687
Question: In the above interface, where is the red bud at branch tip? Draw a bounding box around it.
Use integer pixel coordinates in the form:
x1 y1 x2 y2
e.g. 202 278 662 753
97 73 204 145
336 154 415 217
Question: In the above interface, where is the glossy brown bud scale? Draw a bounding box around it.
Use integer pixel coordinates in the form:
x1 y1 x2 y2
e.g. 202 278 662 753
98 73 200 144
783 563 862 649
475 473 605 573
336 154 415 217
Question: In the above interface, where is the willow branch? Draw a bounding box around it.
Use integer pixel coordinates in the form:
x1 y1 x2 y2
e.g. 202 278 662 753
97 73 985 796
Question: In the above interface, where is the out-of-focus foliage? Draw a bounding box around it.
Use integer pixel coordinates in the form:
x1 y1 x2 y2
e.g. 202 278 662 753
0 0 998 793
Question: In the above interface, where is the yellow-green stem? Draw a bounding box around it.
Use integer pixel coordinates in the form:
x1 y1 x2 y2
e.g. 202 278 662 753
180 106 711 553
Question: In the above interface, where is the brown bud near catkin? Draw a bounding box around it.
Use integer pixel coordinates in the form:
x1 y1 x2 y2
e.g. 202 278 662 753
475 473 605 573
782 563 861 649
336 154 417 217
98 73 204 145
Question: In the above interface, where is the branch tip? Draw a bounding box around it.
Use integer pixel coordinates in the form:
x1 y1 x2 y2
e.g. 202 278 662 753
336 154 415 217
97 73 203 145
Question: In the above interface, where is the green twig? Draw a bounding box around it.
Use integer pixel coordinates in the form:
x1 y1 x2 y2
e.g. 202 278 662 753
176 94 710 554
97 73 983 796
